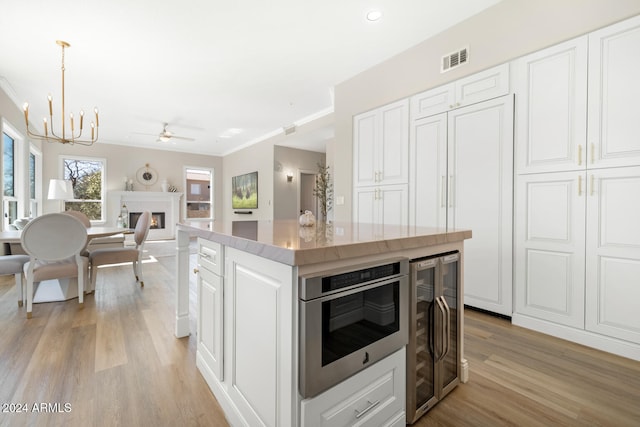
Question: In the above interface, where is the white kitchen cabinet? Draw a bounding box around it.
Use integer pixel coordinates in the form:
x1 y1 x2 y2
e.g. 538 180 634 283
353 99 409 188
512 15 640 360
585 166 640 344
514 171 586 329
224 247 295 427
515 167 640 351
196 239 224 382
411 63 509 120
301 348 405 427
410 95 514 316
588 15 640 169
513 36 588 174
353 184 408 231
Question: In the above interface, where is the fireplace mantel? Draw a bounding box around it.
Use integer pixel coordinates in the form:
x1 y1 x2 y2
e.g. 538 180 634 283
108 191 183 240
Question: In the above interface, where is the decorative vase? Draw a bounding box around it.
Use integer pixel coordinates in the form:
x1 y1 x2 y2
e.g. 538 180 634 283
161 179 169 192
299 210 316 227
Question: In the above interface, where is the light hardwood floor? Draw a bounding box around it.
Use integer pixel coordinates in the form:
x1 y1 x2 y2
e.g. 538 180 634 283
1 240 638 426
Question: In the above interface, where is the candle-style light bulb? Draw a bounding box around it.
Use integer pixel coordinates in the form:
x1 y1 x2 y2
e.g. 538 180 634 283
70 112 74 131
23 103 29 127
47 94 53 116
91 122 95 140
94 107 99 127
43 118 48 136
79 110 84 129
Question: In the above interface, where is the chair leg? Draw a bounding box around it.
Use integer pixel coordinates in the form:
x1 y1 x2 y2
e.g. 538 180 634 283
137 256 144 287
15 272 23 307
90 261 98 293
26 276 33 319
77 260 84 307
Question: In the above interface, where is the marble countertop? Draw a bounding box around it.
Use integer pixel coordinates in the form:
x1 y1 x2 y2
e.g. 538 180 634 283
177 220 471 267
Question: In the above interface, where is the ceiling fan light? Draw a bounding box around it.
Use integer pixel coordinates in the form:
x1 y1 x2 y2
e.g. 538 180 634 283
159 135 170 142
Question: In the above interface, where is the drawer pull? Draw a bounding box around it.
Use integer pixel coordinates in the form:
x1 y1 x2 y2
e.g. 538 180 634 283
354 399 380 419
199 252 211 259
193 268 199 274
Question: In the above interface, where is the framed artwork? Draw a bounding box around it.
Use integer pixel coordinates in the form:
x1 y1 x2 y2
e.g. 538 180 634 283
232 171 258 209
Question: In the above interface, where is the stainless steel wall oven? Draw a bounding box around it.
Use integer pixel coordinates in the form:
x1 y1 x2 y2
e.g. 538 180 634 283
299 258 409 398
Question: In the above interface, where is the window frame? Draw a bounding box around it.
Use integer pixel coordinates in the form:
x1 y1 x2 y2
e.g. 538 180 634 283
2 119 27 230
59 154 107 223
183 166 214 222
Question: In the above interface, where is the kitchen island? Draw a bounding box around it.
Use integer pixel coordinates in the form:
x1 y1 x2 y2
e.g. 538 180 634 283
175 220 471 427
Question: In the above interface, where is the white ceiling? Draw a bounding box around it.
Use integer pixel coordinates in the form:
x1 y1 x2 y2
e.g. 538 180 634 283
0 0 501 156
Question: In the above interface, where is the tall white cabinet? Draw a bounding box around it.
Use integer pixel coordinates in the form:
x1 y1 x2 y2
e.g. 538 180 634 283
353 99 409 229
409 73 513 316
514 15 640 360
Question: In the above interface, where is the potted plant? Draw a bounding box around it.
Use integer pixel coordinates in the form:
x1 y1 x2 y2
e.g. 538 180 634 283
313 163 333 221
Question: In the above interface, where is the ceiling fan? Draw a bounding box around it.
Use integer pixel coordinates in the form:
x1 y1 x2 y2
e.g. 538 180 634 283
155 123 195 143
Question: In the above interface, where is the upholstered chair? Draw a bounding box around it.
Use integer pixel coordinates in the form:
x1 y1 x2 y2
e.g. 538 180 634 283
89 210 151 290
21 213 89 319
0 255 31 307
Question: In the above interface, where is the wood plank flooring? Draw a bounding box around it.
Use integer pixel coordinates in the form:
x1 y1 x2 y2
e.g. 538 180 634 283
1 240 639 426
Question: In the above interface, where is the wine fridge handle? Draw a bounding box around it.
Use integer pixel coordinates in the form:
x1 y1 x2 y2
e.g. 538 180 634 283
440 296 451 362
435 296 446 361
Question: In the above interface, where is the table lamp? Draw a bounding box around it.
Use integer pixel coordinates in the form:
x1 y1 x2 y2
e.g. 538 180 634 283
47 179 74 212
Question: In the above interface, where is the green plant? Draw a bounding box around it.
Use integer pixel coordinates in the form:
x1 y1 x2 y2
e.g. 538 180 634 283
313 163 333 220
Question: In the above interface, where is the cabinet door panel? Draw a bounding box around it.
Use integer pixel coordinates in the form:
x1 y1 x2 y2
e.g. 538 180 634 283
448 96 513 315
197 268 223 380
380 185 408 230
514 36 588 173
226 248 294 427
514 171 586 328
353 187 377 225
586 167 640 343
354 111 378 187
588 15 640 168
410 113 447 228
456 63 509 108
380 100 409 185
411 84 455 120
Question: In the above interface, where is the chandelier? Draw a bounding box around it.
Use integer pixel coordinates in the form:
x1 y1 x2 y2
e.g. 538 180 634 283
22 40 99 146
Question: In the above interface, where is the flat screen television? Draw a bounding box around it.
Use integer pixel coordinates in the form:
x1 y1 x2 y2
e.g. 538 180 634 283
232 171 258 209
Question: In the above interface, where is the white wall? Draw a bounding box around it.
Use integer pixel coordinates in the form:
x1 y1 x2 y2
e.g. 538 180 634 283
41 140 223 222
273 145 325 221
332 0 640 221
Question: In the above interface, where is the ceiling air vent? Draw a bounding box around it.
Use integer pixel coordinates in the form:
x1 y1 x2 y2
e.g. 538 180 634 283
441 47 469 73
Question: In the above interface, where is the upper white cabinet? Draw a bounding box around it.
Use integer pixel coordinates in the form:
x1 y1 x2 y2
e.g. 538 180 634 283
513 36 588 174
410 95 514 316
588 15 640 169
353 99 409 188
411 63 509 120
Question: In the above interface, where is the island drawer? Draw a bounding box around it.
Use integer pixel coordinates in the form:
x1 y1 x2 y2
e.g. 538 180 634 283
301 348 405 427
197 238 223 276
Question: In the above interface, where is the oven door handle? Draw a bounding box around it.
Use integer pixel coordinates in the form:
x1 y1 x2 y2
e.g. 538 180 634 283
310 275 406 303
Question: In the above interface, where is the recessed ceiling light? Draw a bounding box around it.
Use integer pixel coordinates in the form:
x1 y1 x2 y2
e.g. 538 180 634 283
366 9 382 22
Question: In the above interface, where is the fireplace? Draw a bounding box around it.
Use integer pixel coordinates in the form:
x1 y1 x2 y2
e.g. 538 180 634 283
130 212 165 230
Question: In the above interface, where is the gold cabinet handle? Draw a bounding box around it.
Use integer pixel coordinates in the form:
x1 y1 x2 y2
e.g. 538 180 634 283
193 268 199 274
590 174 595 196
578 175 582 196
578 144 583 166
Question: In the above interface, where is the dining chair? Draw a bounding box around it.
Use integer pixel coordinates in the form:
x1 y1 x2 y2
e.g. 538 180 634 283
63 209 126 253
21 213 89 319
89 210 151 290
0 254 31 307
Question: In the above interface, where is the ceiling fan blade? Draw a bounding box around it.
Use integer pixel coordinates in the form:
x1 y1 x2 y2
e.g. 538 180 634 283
169 135 195 141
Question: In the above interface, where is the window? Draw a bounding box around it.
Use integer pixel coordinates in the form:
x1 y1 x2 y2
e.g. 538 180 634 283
29 145 42 217
3 125 19 229
184 167 213 220
61 156 106 221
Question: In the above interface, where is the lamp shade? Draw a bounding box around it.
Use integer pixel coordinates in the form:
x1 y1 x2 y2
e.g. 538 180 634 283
47 179 74 200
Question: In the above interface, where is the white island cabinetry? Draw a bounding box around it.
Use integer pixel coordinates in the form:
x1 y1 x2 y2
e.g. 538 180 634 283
176 220 471 426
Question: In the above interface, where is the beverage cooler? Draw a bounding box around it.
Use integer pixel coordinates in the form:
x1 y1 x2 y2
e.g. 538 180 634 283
407 252 461 424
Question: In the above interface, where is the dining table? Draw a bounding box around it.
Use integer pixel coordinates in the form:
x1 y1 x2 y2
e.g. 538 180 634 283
0 226 129 302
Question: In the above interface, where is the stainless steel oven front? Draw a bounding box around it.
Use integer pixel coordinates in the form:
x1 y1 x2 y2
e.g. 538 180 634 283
299 258 409 398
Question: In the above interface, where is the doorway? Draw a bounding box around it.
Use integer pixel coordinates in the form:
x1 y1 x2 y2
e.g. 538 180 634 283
298 172 318 218
184 167 214 221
